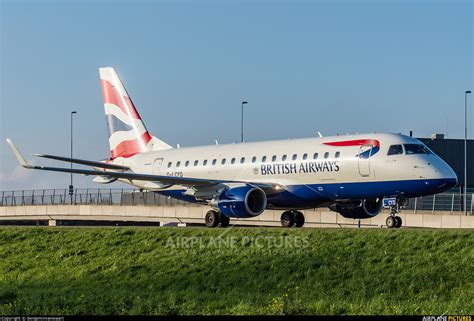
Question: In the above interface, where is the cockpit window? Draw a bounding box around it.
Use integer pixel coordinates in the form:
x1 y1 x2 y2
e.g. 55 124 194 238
387 144 403 155
404 144 432 155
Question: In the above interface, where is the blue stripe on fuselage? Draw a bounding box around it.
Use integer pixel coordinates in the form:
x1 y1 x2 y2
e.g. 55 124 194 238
155 178 457 208
307 178 456 199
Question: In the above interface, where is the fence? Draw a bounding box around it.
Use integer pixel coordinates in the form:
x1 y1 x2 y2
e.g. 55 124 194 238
0 188 472 215
405 192 473 214
0 189 194 207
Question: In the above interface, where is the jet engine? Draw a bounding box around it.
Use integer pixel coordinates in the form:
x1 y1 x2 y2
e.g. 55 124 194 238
330 198 383 219
216 185 267 218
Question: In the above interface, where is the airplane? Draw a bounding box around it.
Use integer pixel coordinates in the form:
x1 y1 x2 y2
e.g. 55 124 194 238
6 67 458 228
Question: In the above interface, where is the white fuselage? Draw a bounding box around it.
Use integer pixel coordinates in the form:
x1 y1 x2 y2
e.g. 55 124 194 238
109 132 457 209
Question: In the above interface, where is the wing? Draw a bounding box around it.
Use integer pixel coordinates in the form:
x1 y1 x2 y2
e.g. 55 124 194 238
6 139 284 191
34 154 130 171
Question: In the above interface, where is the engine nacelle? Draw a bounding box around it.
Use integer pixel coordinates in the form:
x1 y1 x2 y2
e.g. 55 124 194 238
216 185 267 218
330 198 383 219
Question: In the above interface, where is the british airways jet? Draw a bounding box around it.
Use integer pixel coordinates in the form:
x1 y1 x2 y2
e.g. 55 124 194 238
6 67 458 228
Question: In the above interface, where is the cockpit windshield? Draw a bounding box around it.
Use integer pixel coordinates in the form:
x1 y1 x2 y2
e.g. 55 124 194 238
404 144 432 155
387 144 403 155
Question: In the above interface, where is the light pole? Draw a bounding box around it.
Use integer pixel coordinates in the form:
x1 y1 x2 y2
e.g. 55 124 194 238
464 91 471 215
69 111 77 201
241 101 248 142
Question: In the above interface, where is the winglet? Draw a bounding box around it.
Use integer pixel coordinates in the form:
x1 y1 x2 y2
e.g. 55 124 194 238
6 138 31 168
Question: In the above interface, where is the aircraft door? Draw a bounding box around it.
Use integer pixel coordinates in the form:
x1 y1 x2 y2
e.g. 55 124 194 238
358 145 372 177
152 158 164 175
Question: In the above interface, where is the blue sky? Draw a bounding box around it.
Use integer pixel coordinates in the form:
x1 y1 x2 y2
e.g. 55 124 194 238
0 0 472 190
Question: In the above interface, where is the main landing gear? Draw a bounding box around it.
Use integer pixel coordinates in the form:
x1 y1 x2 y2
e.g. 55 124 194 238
205 210 230 228
386 201 403 229
280 210 305 228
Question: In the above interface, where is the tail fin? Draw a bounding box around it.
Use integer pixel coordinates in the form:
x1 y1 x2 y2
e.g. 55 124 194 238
99 67 172 159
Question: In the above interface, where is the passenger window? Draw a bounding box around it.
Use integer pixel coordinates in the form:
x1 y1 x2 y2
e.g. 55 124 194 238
185 161 189 167
231 158 236 164
221 159 226 165
272 155 277 162
282 155 287 161
212 159 217 165
292 154 297 161
388 145 403 156
262 156 267 163
240 157 245 164
303 153 308 160
167 162 172 168
176 161 181 167
194 160 198 166
324 152 329 159
313 153 318 159
252 156 257 163
335 152 340 158
203 160 208 166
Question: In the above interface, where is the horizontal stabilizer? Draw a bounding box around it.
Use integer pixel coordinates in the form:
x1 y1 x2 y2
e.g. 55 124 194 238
92 176 118 184
34 154 129 171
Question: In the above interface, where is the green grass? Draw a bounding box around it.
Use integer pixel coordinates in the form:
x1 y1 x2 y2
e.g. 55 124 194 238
0 227 472 315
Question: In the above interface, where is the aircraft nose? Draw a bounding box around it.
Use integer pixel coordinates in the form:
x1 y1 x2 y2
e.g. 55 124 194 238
435 162 458 192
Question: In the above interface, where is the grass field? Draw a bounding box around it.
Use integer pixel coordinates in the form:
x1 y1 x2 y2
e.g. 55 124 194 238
0 227 472 315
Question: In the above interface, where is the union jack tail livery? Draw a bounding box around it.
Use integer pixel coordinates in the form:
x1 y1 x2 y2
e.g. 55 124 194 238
99 67 172 159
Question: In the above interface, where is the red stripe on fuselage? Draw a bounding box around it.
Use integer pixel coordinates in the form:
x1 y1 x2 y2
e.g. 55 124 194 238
101 79 141 120
324 139 380 147
110 132 152 159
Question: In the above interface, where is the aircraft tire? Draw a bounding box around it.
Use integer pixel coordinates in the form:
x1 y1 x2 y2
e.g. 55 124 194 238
205 210 220 228
219 213 230 228
281 211 295 228
386 216 396 229
394 216 402 228
294 211 305 227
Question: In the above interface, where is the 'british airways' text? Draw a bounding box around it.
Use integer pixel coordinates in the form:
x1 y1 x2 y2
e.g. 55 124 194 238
261 161 340 175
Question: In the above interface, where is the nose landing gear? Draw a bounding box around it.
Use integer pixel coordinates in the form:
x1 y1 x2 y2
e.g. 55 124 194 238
385 199 404 229
386 215 402 228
